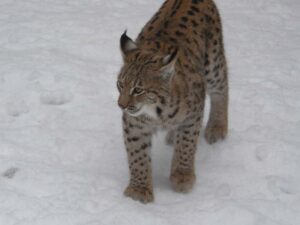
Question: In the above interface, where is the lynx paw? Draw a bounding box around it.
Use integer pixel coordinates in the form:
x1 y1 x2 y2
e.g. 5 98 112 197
205 124 227 144
124 185 154 203
170 169 195 193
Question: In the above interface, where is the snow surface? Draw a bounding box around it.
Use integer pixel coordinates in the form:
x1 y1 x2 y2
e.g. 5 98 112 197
0 0 299 224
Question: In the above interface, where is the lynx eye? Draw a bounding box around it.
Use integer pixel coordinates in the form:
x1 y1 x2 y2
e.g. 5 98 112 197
147 93 156 100
117 81 123 90
132 87 144 95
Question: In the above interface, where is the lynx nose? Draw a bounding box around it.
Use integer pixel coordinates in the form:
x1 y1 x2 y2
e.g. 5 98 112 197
118 96 129 109
118 100 127 109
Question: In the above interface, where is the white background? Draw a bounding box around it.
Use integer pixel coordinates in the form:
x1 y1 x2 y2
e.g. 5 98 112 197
0 0 299 224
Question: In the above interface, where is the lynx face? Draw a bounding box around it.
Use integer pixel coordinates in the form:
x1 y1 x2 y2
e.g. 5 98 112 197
117 32 177 118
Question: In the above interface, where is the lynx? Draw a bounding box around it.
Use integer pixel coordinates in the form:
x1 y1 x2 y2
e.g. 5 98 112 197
117 0 228 203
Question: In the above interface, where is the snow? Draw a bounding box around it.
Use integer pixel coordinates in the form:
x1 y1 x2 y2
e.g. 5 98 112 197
0 0 299 224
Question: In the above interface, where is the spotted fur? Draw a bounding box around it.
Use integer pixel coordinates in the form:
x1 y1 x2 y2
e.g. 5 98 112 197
117 0 228 203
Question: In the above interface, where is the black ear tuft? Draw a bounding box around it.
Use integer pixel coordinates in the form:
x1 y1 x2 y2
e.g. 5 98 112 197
162 47 178 66
120 30 129 50
159 48 178 80
120 30 137 56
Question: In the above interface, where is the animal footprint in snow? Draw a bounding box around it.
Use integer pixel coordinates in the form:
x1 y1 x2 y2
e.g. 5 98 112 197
3 167 19 179
6 100 29 117
267 176 297 196
40 91 73 105
255 145 269 161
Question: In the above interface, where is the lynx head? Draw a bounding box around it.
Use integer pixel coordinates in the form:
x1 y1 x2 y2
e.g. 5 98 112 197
117 31 177 118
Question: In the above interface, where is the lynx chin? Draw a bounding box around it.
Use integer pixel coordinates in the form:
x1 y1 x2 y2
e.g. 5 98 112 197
117 0 228 203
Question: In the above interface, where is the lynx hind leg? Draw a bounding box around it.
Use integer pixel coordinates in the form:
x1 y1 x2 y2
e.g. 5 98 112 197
205 92 228 144
165 130 175 146
204 53 228 144
170 123 201 193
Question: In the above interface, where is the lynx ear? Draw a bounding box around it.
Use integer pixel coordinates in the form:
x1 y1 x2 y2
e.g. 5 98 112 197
159 48 178 79
120 30 137 57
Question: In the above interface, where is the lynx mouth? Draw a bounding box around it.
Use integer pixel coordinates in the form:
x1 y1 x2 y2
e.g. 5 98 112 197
126 107 142 116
